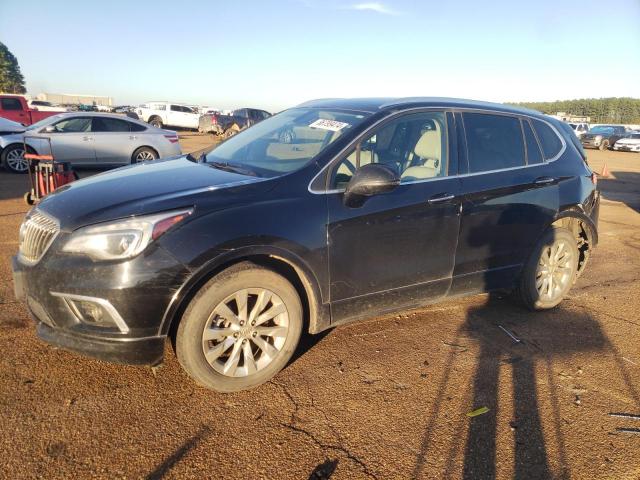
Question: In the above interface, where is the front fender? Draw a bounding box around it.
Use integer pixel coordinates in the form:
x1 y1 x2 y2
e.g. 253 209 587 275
157 244 328 336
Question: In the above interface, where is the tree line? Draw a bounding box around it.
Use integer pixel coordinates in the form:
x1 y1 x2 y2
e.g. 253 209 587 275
0 42 26 94
510 98 640 124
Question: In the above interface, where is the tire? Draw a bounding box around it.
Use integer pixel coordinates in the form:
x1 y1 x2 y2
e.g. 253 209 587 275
176 262 303 392
518 227 579 311
149 117 163 129
1 144 30 174
23 191 35 205
224 125 240 139
598 140 609 151
131 147 158 163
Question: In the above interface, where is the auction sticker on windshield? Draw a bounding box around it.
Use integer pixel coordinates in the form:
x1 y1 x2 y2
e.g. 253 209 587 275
309 119 350 132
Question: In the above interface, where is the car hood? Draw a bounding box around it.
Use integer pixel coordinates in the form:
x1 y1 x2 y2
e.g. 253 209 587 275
0 117 26 134
37 156 275 230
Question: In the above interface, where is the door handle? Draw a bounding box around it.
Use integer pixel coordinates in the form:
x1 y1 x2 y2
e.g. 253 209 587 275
82 136 93 141
428 193 456 204
534 176 556 185
129 135 137 140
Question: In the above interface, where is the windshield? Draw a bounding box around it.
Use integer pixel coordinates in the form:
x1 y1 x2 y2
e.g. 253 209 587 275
204 108 368 178
588 126 615 135
624 133 640 139
26 114 65 131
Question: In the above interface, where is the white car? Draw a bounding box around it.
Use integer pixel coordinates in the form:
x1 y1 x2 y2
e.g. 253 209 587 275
613 132 640 153
0 112 182 173
28 100 68 112
136 102 200 130
568 122 589 138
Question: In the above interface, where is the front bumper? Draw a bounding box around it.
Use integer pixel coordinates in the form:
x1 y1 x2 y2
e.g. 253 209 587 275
36 321 165 365
12 241 190 365
613 145 640 152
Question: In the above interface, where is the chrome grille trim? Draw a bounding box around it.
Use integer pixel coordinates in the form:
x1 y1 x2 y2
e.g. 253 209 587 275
18 210 60 264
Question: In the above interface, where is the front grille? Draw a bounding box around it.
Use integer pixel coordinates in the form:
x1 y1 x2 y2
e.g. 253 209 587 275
18 210 60 264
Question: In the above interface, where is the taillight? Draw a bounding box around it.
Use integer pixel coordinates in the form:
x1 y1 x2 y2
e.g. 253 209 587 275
164 134 179 144
210 116 217 125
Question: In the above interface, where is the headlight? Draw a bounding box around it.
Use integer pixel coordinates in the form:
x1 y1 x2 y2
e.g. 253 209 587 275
62 209 192 261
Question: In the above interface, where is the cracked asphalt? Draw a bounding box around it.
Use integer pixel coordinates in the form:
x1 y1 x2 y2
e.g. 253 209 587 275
0 134 639 479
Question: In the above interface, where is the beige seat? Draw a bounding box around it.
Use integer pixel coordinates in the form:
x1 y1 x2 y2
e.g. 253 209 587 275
401 129 442 181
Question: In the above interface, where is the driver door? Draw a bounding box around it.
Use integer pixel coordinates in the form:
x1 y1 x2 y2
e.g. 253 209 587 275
43 116 96 164
326 111 462 324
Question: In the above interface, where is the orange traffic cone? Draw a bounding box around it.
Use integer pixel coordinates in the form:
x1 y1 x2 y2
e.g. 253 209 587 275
600 163 610 177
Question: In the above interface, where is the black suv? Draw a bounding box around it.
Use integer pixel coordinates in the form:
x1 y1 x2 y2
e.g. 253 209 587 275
12 98 599 392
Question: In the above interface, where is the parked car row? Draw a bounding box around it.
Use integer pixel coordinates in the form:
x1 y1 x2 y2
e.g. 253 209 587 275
580 124 639 152
0 112 181 173
136 101 272 136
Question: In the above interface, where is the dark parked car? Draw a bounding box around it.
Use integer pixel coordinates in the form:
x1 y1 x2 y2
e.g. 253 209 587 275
12 98 599 392
198 107 271 137
581 125 627 150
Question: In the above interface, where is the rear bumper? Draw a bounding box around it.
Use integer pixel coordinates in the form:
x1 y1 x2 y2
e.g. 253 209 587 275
36 321 165 365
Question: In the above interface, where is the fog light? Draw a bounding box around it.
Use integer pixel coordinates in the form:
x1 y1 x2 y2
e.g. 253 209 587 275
76 300 105 324
50 292 129 333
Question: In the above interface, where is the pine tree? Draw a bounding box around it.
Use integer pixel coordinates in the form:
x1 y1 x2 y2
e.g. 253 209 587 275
0 42 26 94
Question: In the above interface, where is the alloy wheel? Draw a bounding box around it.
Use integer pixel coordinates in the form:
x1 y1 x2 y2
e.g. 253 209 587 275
535 239 574 302
135 150 155 162
201 288 289 377
6 147 28 172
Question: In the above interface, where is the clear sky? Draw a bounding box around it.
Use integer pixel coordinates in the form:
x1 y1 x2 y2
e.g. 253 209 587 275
1 0 638 111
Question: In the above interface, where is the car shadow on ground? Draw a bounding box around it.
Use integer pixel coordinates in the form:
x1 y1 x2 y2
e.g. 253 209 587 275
411 295 639 479
598 171 640 214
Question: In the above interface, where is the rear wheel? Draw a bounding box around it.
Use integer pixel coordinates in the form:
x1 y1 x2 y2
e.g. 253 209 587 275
598 140 609 151
1 144 30 173
518 227 579 310
224 125 240 139
132 147 158 163
176 262 303 392
149 117 163 129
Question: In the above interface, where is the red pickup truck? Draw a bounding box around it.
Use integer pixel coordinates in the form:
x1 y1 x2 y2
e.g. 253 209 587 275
0 95 60 125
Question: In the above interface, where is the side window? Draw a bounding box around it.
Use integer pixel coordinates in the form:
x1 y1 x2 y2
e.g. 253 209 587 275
51 117 92 133
463 113 525 173
522 119 544 165
330 111 448 189
1 98 23 111
531 119 563 160
170 105 180 112
92 118 131 132
129 122 147 132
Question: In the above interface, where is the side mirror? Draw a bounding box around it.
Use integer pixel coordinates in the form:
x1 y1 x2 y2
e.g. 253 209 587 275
43 125 56 133
344 163 400 207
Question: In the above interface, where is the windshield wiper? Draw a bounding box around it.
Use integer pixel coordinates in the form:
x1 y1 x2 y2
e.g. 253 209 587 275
208 161 259 177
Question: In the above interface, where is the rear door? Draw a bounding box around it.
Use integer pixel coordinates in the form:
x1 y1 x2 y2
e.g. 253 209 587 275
43 116 96 164
326 110 462 323
451 111 560 295
91 117 135 164
0 97 29 124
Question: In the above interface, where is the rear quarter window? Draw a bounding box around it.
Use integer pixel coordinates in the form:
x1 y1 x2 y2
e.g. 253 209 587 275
531 119 563 160
462 113 525 173
129 122 147 132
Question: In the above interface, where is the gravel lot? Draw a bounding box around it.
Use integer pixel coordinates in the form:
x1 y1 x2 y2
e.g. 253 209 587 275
0 135 638 479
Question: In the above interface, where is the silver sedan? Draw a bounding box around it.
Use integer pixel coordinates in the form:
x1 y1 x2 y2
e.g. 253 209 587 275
0 113 182 173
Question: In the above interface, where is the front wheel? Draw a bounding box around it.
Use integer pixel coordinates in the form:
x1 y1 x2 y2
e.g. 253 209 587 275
518 227 579 310
598 140 609 151
1 144 29 173
176 262 303 392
